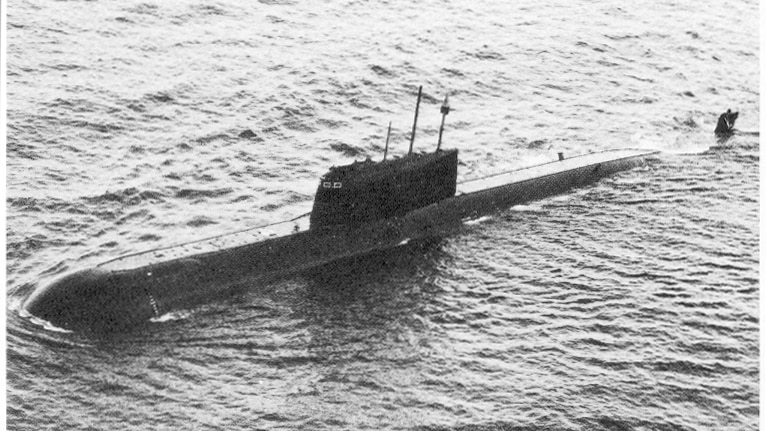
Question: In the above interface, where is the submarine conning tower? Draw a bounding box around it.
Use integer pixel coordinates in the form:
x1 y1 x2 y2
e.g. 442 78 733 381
310 149 458 229
310 85 457 229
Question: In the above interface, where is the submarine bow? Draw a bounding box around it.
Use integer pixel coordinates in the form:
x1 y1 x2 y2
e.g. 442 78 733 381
23 268 156 330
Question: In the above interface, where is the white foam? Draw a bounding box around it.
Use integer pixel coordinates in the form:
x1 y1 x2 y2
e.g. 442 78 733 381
463 215 493 225
511 204 544 212
150 310 193 323
630 131 710 155
20 309 73 334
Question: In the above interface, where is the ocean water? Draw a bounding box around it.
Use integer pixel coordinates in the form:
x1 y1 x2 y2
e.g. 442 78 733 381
5 0 759 430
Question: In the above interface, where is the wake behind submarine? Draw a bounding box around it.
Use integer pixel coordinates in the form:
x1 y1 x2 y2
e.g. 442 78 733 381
22 87 658 332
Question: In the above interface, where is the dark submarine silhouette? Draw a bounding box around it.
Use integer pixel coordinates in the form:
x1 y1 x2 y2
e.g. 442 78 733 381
22 87 658 332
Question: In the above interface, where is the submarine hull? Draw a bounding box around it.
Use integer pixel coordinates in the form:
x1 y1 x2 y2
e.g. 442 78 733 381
23 149 657 331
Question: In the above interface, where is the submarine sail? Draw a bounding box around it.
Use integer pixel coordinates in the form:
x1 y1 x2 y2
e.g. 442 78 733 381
310 150 458 228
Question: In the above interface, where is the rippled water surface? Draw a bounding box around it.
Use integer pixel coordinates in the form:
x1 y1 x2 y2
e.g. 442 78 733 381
6 0 759 430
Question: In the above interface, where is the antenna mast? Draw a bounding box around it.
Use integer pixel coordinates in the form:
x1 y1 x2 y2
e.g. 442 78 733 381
437 93 450 151
408 85 423 156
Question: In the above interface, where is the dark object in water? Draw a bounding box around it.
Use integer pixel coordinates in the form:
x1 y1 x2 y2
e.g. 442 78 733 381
714 109 738 135
22 89 658 332
238 129 258 139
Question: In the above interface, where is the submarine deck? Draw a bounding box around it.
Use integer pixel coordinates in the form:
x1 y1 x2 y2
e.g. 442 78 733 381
456 148 652 195
98 148 654 273
98 213 313 272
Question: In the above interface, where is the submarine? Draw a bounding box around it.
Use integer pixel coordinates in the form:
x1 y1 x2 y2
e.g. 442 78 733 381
22 87 658 332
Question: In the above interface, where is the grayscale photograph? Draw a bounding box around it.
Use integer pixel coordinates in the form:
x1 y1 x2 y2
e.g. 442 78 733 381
4 0 759 430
